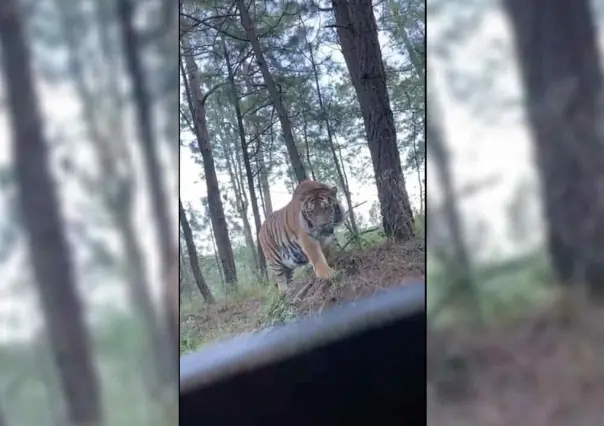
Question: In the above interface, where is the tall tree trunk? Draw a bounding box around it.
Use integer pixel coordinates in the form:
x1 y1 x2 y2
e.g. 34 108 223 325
0 2 102 425
503 0 604 296
235 0 307 182
224 43 267 275
241 59 273 214
180 33 238 290
303 23 359 234
332 0 414 241
179 200 215 303
117 0 176 290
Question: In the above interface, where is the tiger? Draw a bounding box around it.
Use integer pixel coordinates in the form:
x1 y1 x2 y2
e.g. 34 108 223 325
258 180 345 292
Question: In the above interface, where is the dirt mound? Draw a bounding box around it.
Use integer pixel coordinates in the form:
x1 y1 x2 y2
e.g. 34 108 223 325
288 237 425 315
428 299 604 425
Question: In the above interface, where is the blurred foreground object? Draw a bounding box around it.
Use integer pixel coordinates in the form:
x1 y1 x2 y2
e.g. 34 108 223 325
503 0 604 297
181 282 426 426
0 0 102 425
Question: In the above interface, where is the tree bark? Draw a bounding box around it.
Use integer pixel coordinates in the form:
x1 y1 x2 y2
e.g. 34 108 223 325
0 1 102 425
503 0 604 296
180 33 238 290
332 0 414 241
235 0 308 182
179 199 215 303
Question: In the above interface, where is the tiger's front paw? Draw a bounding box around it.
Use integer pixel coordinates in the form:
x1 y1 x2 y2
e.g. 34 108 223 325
315 265 336 280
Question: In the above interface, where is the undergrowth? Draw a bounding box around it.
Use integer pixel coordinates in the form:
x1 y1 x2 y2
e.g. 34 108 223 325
180 219 425 354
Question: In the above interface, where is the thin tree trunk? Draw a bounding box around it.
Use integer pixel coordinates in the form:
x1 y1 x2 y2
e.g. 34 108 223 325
0 1 102 425
332 0 414 241
335 139 358 230
257 143 273 214
179 200 215 303
255 152 267 216
305 32 358 233
302 112 317 180
224 42 267 275
222 136 259 270
427 90 474 298
235 0 307 182
241 59 273 214
180 34 238 290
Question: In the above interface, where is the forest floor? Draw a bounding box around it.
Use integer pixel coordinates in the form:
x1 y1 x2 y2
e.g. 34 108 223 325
179 228 425 353
427 292 604 426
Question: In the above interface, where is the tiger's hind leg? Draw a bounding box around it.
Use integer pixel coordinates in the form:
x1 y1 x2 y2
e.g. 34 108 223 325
273 267 294 293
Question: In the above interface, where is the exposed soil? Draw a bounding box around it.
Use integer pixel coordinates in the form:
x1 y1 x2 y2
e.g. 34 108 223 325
427 297 604 426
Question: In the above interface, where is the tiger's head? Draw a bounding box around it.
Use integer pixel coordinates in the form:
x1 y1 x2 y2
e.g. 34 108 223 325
295 180 345 240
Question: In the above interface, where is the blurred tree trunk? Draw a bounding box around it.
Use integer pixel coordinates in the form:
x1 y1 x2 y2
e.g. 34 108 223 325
332 0 415 241
55 0 172 397
427 90 476 314
116 0 176 289
503 0 604 296
180 34 239 290
235 0 308 182
117 1 179 386
179 199 215 303
0 1 102 425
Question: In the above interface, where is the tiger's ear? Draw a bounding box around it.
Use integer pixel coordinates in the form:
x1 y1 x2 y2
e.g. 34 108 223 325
330 186 338 194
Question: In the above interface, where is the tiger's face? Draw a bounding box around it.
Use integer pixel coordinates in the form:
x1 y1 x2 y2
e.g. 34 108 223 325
300 185 345 240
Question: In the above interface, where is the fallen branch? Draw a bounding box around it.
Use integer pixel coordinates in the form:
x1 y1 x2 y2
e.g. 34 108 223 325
344 200 367 217
338 226 381 253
